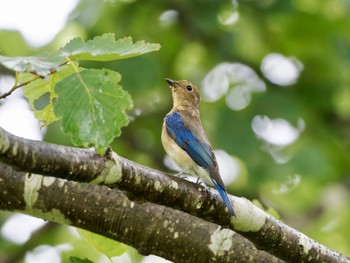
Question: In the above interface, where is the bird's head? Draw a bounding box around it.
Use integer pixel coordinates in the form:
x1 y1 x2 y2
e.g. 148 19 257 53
165 78 201 109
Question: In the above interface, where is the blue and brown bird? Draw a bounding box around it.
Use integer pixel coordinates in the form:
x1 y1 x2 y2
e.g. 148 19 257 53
161 78 236 216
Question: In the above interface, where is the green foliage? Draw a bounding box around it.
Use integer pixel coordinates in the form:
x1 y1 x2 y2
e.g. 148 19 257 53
54 69 132 154
0 52 64 77
1 0 350 260
77 228 128 258
21 62 81 126
0 34 159 153
0 30 30 55
69 256 94 263
60 33 161 61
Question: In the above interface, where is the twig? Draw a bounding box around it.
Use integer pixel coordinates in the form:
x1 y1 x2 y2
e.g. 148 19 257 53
0 61 69 100
0 76 40 99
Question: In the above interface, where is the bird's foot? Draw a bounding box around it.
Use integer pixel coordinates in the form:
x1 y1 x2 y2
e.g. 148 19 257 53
195 177 206 187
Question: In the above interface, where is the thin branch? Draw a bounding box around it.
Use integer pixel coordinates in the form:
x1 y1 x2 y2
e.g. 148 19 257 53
0 164 282 263
0 76 40 99
0 61 68 100
0 126 348 263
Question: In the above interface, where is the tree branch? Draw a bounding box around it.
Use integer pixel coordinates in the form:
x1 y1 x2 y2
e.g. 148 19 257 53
0 126 348 263
0 164 282 263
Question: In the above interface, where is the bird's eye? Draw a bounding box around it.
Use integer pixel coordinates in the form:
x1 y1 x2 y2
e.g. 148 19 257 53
186 85 193 91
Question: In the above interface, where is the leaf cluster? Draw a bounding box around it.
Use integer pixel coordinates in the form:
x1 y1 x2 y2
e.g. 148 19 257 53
0 33 160 154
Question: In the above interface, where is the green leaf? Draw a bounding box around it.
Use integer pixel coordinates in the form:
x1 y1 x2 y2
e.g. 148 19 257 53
69 256 94 263
60 33 161 61
54 68 133 154
21 62 82 126
0 51 65 77
77 228 128 258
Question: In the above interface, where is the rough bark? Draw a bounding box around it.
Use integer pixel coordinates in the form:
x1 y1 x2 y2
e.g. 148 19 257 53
0 126 348 263
0 164 282 263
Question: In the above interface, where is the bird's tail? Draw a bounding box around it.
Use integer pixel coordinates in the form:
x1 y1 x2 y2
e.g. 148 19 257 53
212 180 236 217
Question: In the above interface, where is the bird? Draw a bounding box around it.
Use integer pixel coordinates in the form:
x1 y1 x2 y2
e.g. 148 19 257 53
161 78 236 216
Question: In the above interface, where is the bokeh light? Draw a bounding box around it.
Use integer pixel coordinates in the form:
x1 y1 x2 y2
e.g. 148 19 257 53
252 116 305 163
252 115 304 146
214 150 240 184
202 63 266 110
0 0 78 47
159 10 179 27
0 76 44 140
25 244 72 263
261 53 303 86
1 214 46 244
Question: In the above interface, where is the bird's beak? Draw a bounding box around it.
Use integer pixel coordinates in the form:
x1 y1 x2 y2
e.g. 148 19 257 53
165 78 176 87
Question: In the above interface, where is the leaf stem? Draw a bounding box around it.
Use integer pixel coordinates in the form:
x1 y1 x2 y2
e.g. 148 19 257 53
0 61 69 100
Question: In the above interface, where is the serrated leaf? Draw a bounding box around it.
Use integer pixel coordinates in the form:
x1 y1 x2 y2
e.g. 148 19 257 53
54 68 133 154
20 62 82 126
60 33 161 61
0 51 65 77
77 228 128 258
69 256 94 263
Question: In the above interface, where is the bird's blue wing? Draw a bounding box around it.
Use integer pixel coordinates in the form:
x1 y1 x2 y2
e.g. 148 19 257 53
166 111 236 217
165 112 215 172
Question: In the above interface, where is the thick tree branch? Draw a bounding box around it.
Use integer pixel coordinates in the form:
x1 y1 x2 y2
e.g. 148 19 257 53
0 126 348 263
0 164 282 263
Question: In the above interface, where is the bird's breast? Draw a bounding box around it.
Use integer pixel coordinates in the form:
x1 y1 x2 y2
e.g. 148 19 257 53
161 121 187 167
161 121 211 183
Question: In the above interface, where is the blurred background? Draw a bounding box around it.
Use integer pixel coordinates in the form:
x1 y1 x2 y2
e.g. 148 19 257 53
0 0 350 262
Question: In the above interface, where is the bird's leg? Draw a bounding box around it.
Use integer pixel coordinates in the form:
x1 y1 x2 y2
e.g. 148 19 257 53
195 177 205 187
175 166 189 178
